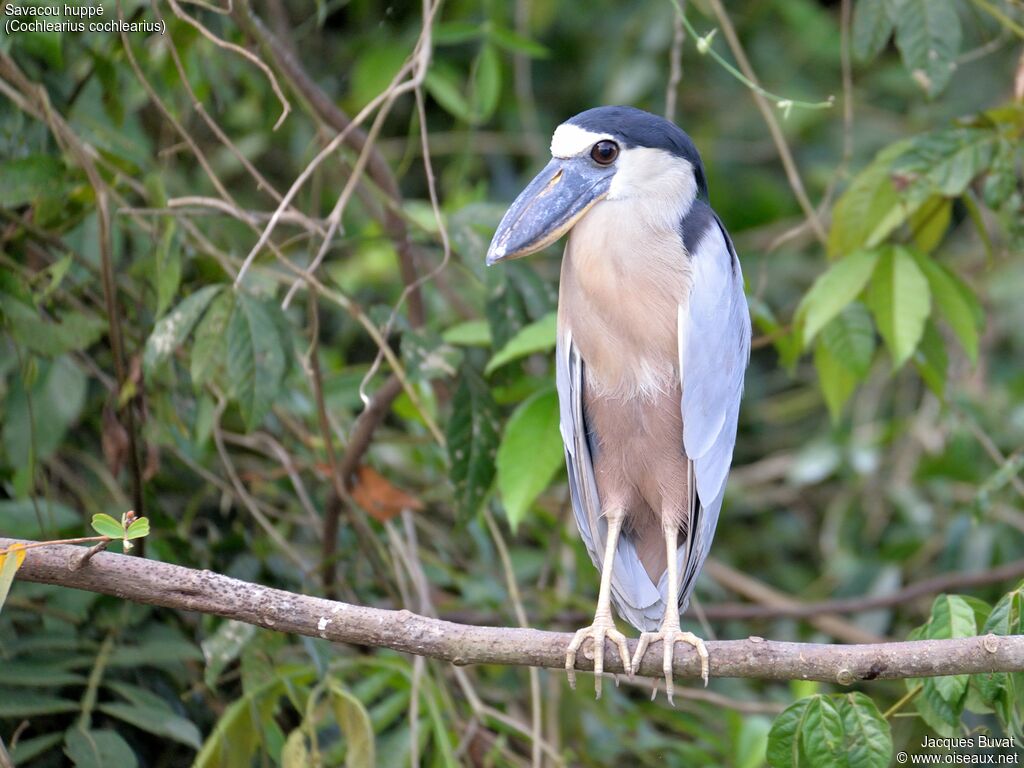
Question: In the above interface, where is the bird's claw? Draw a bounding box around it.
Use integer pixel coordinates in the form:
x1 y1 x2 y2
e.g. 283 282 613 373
564 617 632 699
630 628 709 705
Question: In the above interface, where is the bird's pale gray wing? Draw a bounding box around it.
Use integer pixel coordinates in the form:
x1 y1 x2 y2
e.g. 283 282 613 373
556 332 663 630
677 207 751 607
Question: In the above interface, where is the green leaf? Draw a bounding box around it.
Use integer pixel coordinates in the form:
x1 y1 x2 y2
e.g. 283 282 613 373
281 729 310 768
327 681 376 768
485 261 557 349
226 291 289 431
852 0 893 61
401 330 462 382
190 289 235 388
349 43 408 111
202 620 258 690
894 128 998 198
820 302 876 377
488 25 549 58
471 43 501 123
835 693 892 768
99 702 203 749
814 334 857 423
0 691 79 717
913 255 982 363
39 254 74 300
433 21 481 45
155 222 182 319
982 583 1024 636
106 681 179 713
496 388 563 530
19 25 63 69
2 661 85 687
799 695 844 768
797 250 879 346
890 0 961 96
0 357 89 468
0 155 64 206
425 68 473 123
983 139 1018 209
143 284 223 374
927 594 976 703
928 593 977 639
865 246 931 368
447 366 500 518
2 298 106 357
442 320 492 347
977 585 1024 725
768 693 892 768
913 321 948 398
10 732 64 764
194 674 308 768
828 141 916 258
64 727 138 768
485 312 557 374
766 697 809 767
750 297 801 370
108 636 204 667
124 517 150 540
90 513 124 539
908 196 951 254
0 499 79 538
982 464 1019 529
916 678 965 736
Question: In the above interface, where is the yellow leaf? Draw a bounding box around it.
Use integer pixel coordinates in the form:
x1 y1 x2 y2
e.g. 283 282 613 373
0 543 27 613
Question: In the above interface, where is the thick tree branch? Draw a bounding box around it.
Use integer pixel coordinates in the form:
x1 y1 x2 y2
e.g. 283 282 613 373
6 539 1024 685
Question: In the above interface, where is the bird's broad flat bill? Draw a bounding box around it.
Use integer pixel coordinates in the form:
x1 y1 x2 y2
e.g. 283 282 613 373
486 157 614 264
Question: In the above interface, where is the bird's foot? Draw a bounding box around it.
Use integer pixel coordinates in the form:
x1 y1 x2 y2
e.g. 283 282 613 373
630 626 709 705
565 615 631 699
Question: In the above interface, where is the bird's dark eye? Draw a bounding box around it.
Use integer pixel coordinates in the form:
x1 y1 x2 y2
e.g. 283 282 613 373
590 140 619 165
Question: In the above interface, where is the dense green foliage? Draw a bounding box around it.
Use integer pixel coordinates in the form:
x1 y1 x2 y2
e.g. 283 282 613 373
1 0 1023 765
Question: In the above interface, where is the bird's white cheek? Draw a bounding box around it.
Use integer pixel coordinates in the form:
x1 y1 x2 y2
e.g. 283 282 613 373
606 149 699 227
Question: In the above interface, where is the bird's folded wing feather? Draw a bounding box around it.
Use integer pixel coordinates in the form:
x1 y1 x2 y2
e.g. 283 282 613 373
555 334 663 630
677 211 751 606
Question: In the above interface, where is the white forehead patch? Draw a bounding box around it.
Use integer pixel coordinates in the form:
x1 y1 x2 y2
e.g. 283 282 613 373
550 123 614 159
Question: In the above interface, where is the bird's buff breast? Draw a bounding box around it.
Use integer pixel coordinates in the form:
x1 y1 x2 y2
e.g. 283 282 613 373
558 202 691 401
557 201 696 528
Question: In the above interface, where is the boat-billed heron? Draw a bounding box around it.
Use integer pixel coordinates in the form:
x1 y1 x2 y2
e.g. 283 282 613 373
486 106 750 701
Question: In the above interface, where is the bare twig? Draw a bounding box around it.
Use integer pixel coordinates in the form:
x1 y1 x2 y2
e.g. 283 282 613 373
702 0 829 245
209 400 313 575
701 559 1024 621
7 538 1024 684
166 0 290 128
73 540 111 570
302 296 396 595
513 0 543 157
702 559 885 644
665 4 685 123
484 510 543 768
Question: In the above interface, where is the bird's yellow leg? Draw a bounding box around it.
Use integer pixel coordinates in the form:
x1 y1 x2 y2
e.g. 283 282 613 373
629 519 709 704
565 506 631 699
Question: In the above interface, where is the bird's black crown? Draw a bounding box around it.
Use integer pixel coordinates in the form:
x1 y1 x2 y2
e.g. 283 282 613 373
567 105 709 199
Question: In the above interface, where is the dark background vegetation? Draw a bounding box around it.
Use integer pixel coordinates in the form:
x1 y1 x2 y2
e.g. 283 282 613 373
1 0 1023 765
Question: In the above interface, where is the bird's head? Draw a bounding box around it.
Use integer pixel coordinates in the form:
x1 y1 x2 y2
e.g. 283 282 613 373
486 105 708 265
